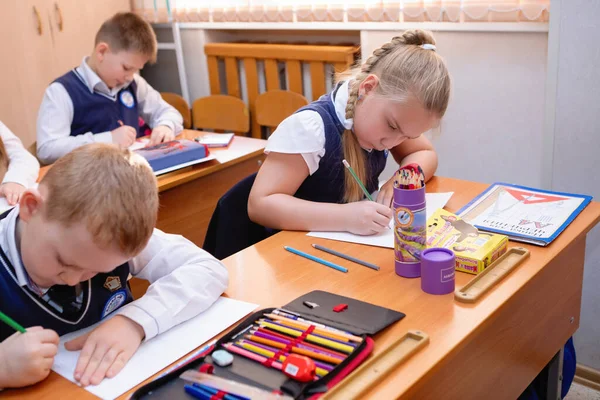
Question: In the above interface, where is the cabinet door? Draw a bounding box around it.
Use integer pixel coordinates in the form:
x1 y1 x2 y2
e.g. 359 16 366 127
0 2 53 147
51 0 131 77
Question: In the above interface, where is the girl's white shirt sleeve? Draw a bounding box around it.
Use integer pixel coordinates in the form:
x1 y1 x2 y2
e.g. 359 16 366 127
0 122 40 187
264 80 352 175
265 111 326 175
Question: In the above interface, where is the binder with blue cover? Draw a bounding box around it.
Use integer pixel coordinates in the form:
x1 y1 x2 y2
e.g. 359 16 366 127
135 139 210 174
457 182 593 246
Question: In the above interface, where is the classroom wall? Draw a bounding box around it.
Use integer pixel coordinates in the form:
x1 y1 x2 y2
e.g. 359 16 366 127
548 0 600 371
365 31 549 188
151 28 548 188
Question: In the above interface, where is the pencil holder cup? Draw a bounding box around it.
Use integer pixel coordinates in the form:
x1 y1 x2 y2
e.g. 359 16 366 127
394 185 426 278
420 247 455 295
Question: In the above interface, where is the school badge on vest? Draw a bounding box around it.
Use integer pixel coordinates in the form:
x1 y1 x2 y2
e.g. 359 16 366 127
119 90 135 108
102 289 127 318
103 276 122 292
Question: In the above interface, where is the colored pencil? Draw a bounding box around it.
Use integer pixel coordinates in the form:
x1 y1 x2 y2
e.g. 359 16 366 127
193 383 250 400
284 246 348 273
238 339 334 371
263 313 354 343
257 321 355 353
342 159 374 201
311 244 380 271
236 341 328 377
272 309 363 342
0 311 26 333
252 327 348 358
259 318 357 347
244 334 342 365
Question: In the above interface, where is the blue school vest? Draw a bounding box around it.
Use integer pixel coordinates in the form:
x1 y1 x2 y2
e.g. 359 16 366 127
294 85 387 203
0 210 133 341
203 83 387 260
54 69 143 137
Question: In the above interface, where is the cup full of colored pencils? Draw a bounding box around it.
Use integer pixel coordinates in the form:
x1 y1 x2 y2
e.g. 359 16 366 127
393 164 427 278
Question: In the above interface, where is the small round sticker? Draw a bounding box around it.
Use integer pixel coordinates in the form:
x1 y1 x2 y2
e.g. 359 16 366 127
395 207 414 228
119 91 135 108
102 290 127 318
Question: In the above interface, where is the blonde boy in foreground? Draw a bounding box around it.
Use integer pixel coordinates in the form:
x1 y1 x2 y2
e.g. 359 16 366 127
0 144 228 388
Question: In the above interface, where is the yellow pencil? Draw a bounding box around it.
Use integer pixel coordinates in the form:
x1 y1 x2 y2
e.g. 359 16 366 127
245 334 342 365
264 313 355 343
257 321 354 354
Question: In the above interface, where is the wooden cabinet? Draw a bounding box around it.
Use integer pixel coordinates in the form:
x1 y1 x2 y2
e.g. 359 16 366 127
0 0 130 147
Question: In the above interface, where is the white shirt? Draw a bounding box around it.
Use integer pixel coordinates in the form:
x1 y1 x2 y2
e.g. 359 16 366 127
36 57 184 165
0 121 39 188
0 207 228 341
265 80 352 175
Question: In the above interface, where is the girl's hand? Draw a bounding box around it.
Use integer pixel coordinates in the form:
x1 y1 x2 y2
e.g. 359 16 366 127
342 201 392 235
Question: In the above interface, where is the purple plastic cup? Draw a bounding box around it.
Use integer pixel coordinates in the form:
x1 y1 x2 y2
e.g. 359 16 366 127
393 186 426 278
420 247 455 295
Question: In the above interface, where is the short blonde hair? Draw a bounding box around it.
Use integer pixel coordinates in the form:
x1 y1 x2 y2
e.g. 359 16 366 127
40 144 158 257
96 12 157 63
337 30 451 203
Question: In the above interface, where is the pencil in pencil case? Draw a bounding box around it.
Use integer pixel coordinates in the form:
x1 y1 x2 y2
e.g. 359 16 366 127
130 290 405 400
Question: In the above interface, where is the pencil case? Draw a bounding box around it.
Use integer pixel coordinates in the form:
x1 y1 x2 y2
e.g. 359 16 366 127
131 290 405 400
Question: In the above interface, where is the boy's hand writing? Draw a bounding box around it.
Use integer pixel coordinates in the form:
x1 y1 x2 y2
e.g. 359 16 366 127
343 201 392 235
111 125 137 148
0 182 27 206
65 315 144 386
0 327 59 388
148 125 174 146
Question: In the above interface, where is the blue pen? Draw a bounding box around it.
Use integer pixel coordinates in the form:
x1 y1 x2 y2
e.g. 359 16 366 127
283 246 348 273
184 384 212 400
193 383 250 400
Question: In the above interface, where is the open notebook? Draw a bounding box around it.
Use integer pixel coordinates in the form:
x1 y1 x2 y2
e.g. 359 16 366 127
307 192 453 248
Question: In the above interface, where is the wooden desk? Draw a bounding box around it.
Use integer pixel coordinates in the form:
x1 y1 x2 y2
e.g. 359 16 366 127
8 177 600 399
38 130 266 247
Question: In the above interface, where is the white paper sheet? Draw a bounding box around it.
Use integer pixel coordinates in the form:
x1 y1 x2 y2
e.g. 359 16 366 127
128 137 150 151
307 192 454 248
52 297 258 400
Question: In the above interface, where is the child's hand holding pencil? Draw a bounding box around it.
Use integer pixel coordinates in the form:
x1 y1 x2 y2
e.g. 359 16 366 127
0 326 59 388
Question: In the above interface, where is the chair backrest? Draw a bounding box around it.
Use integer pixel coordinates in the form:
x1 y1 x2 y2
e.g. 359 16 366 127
160 92 192 129
204 42 360 138
192 95 250 134
255 90 309 130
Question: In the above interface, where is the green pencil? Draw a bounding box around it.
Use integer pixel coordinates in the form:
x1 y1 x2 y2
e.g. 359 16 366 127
342 159 374 201
0 310 26 333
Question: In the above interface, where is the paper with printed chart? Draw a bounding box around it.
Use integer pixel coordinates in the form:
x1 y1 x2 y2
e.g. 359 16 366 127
307 192 454 248
51 297 258 400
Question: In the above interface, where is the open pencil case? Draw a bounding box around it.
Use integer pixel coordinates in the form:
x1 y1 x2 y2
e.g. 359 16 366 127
131 290 405 400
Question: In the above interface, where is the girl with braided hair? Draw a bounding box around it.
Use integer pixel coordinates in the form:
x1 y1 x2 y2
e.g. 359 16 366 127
248 29 450 236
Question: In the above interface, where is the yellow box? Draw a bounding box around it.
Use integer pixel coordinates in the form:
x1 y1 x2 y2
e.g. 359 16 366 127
426 208 508 274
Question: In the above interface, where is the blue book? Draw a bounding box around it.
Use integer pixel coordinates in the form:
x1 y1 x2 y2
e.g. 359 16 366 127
135 139 211 175
457 182 593 246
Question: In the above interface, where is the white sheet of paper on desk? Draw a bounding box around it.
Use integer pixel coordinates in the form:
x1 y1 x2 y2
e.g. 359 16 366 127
307 192 454 248
128 137 150 151
51 297 258 400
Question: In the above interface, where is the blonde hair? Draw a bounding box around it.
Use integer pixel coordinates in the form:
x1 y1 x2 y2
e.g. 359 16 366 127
338 29 451 203
96 12 157 63
40 144 158 257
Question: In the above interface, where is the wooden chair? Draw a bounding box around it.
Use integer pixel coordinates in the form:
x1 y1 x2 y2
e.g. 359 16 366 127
192 95 250 135
160 92 192 129
255 90 309 131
